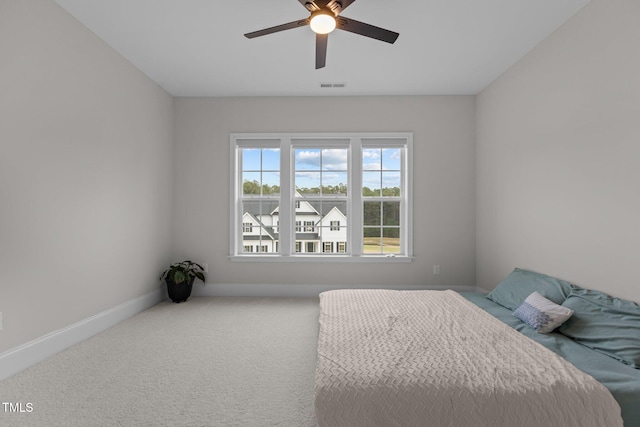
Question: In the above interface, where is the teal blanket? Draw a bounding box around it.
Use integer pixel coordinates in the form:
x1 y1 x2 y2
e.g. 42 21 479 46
461 292 640 427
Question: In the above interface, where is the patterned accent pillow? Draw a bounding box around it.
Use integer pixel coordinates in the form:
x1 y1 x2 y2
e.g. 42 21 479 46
513 292 574 333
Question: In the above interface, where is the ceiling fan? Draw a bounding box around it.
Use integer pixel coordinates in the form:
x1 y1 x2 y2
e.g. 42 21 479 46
244 0 399 69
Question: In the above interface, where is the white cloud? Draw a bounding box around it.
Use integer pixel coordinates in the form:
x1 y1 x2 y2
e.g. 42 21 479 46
321 149 348 171
363 149 382 170
295 149 347 171
363 150 380 160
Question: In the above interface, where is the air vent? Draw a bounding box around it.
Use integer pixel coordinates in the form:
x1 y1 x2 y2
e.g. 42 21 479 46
320 82 346 88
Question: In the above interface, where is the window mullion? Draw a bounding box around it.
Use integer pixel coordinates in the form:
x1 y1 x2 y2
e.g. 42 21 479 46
351 138 363 256
403 139 413 257
279 138 292 256
231 141 242 256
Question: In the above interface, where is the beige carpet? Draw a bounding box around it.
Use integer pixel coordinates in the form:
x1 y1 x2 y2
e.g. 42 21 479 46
0 297 319 426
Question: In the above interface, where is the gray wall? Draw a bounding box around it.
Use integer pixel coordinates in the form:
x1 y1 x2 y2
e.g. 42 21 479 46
476 0 640 301
173 96 476 289
0 0 174 352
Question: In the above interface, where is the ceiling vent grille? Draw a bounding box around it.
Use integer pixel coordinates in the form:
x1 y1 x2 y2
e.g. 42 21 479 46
320 82 346 88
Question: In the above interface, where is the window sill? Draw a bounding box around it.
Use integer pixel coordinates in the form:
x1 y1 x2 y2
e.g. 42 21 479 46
228 255 414 263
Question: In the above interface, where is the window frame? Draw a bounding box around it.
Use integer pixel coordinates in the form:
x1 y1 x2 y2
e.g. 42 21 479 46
230 133 413 263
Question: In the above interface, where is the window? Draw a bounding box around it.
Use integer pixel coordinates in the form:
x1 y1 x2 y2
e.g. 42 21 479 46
230 133 413 262
363 148 402 254
236 144 280 254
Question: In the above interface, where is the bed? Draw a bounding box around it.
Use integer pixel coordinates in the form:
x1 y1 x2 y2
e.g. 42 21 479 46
314 269 640 427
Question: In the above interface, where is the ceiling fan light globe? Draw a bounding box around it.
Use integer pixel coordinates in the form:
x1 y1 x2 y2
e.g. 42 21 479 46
310 13 336 34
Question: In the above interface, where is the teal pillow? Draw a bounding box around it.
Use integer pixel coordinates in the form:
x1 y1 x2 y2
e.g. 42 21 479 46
487 268 575 311
558 289 640 369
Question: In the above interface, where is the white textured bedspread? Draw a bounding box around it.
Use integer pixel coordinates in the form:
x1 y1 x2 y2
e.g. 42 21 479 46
314 289 622 427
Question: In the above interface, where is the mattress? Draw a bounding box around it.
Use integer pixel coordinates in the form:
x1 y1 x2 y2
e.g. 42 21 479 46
462 291 640 427
314 289 623 427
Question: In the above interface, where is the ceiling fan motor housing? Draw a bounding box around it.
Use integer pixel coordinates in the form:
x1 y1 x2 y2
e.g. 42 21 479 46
305 1 343 15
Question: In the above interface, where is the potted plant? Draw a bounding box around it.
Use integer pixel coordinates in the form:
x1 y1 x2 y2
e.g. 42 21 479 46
160 260 206 303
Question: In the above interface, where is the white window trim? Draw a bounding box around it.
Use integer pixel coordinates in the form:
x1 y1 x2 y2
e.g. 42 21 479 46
229 132 413 263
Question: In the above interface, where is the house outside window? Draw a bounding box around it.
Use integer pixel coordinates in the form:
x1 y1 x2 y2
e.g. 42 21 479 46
230 133 413 262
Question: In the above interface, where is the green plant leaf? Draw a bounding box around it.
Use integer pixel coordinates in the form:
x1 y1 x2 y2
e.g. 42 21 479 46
174 271 186 284
161 260 206 283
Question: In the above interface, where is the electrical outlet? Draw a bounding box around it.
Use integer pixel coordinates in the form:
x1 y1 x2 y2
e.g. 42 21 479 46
433 265 440 275
203 263 208 273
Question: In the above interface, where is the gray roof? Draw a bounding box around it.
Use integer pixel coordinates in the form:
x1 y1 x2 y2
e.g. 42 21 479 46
243 235 275 241
242 200 346 217
295 233 320 240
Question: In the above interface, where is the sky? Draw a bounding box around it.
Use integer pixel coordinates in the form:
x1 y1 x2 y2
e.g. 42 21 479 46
242 148 402 193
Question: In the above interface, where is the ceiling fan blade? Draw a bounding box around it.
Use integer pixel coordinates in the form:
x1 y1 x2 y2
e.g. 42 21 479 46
244 19 309 39
336 16 399 44
316 33 328 69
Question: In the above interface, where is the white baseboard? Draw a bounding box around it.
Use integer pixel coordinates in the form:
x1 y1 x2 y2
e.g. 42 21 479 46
192 282 478 298
0 288 163 381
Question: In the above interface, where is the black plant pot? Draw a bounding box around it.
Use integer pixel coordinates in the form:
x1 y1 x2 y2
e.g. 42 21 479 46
166 276 195 303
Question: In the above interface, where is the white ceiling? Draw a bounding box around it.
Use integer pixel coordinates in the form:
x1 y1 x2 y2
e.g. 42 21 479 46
54 0 590 97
